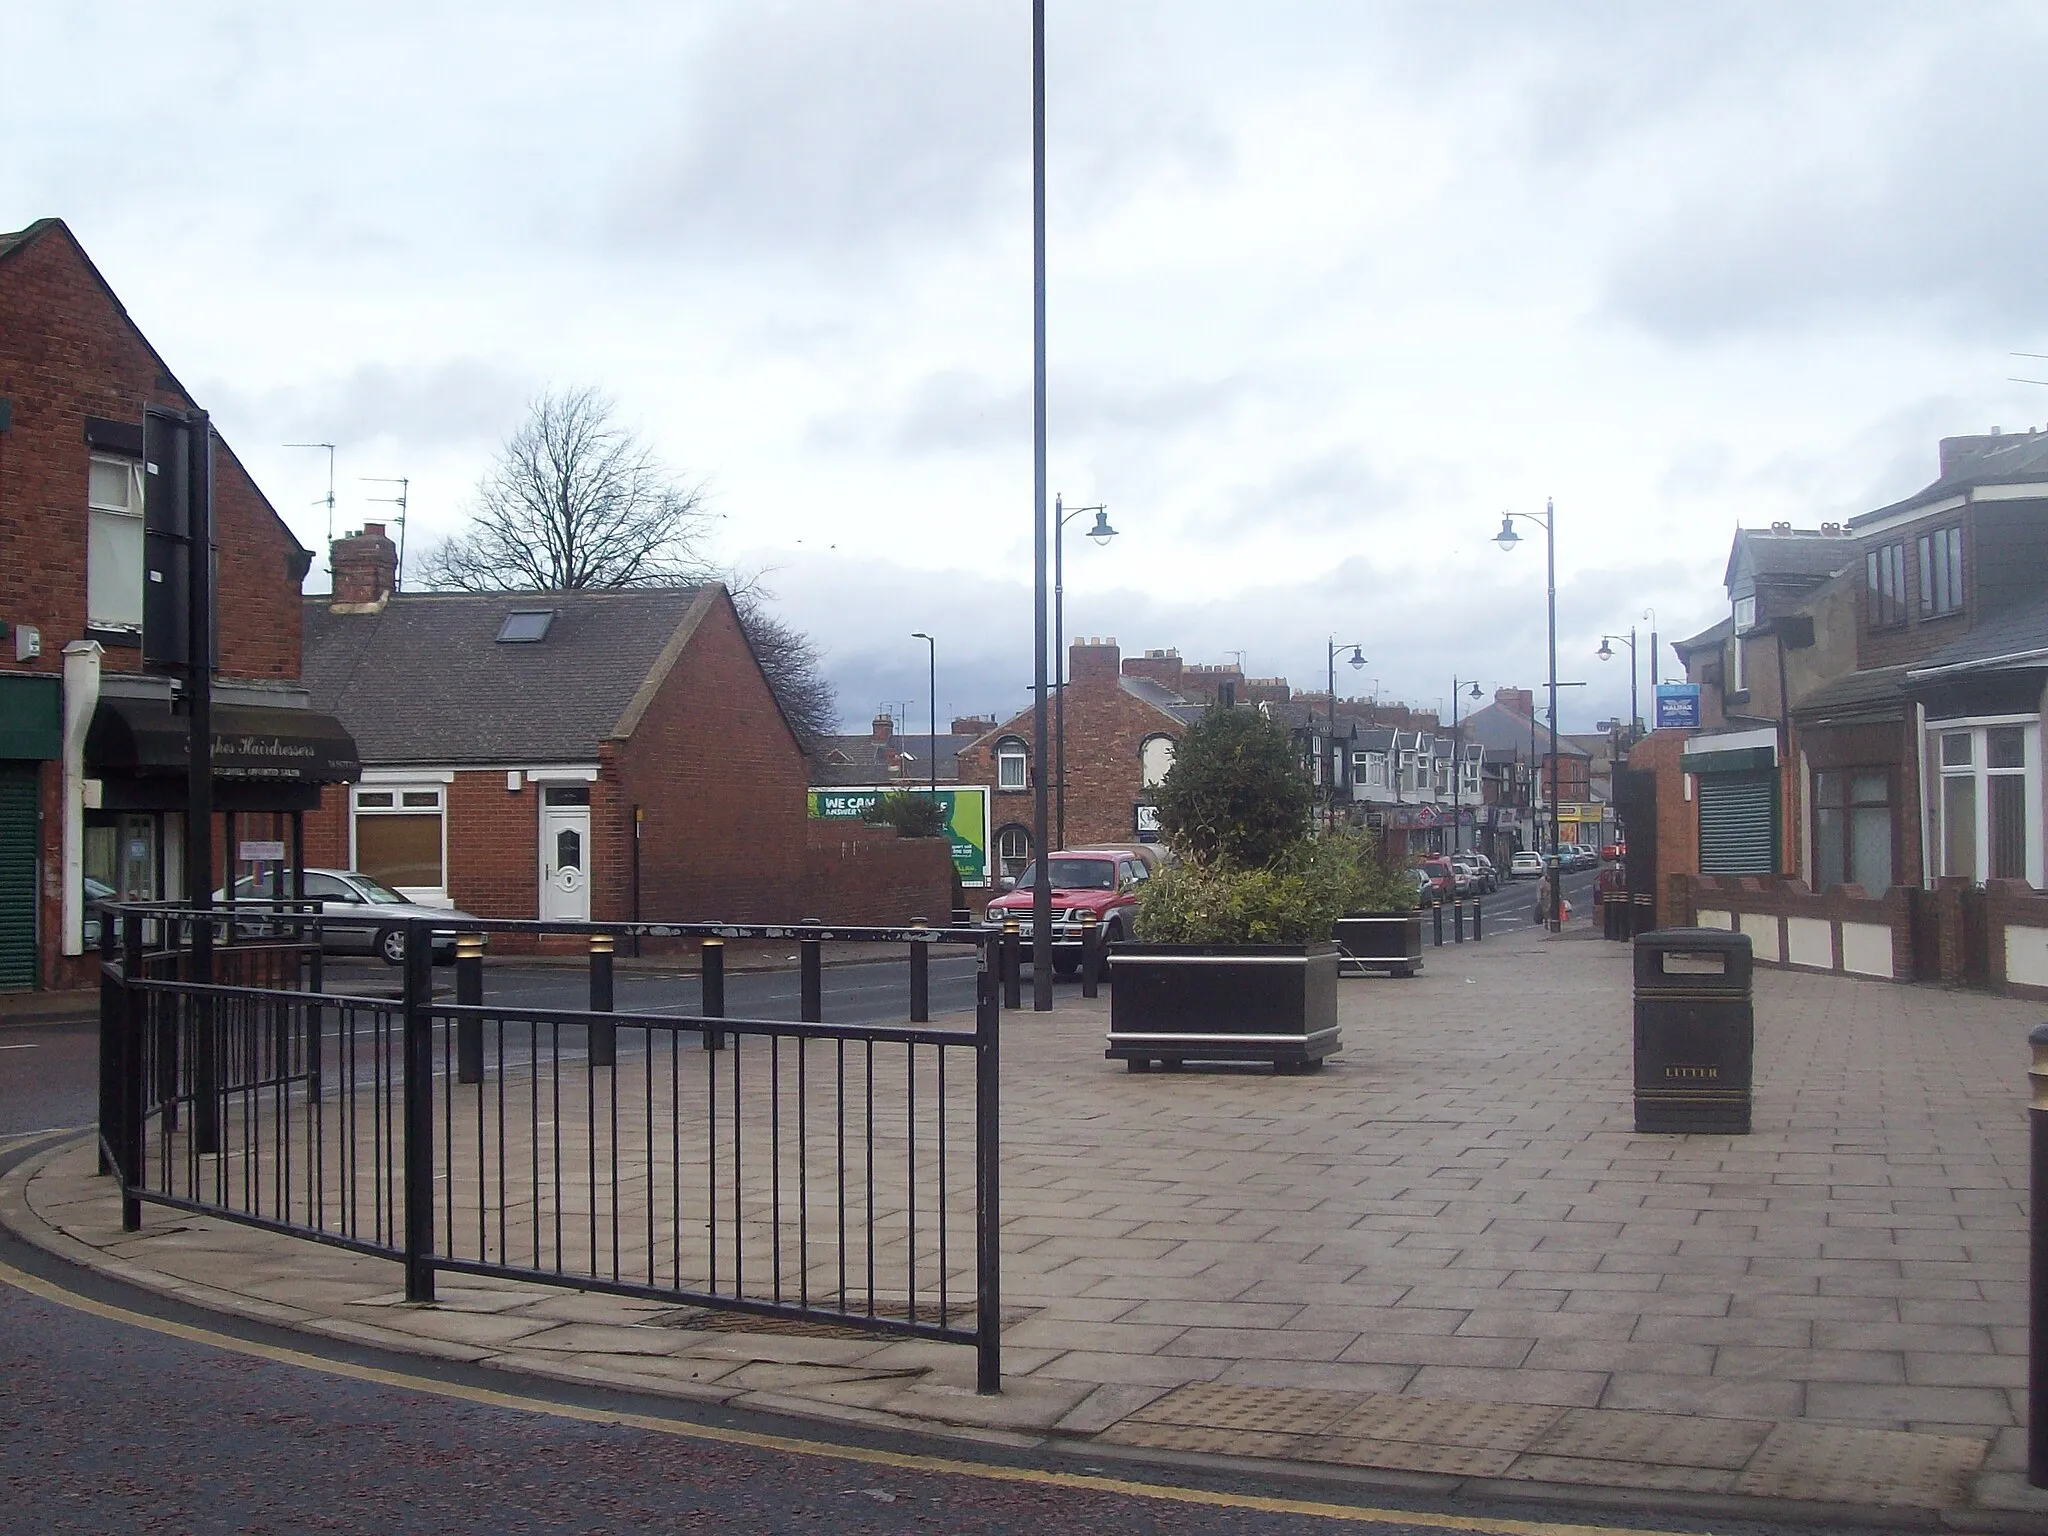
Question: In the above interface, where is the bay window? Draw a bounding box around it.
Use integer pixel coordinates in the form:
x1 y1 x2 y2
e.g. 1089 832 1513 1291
1934 720 2039 886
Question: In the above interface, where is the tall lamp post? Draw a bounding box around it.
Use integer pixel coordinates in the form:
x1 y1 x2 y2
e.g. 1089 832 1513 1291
1326 640 1366 831
1053 495 1115 849
1596 629 1638 741
1642 607 1660 690
910 632 938 799
1449 678 1482 855
1494 501 1563 931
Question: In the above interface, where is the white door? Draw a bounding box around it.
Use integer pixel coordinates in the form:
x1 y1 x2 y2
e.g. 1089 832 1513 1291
539 788 592 922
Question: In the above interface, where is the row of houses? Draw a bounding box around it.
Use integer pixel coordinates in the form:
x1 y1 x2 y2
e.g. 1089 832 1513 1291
0 218 950 994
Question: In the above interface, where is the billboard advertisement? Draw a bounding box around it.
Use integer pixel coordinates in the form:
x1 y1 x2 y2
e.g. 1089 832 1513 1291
1654 684 1702 731
806 785 992 887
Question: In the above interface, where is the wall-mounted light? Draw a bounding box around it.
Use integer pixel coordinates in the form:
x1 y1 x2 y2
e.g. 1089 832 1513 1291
506 770 523 793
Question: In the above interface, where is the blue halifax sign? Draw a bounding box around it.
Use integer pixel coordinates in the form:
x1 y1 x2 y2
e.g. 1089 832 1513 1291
1654 684 1702 730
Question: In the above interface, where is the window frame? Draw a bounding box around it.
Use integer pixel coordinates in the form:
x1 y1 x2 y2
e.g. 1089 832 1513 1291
995 824 1031 880
87 452 148 632
1811 765 1893 892
1931 715 2041 887
1866 541 1908 630
994 737 1029 792
1917 525 1964 619
349 782 448 898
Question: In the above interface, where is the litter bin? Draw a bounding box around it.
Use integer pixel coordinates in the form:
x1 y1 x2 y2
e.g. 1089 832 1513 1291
1633 927 1753 1134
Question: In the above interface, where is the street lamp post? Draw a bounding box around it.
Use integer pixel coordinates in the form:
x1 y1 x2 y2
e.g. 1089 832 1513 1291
1030 0 1052 1010
1643 607 1660 690
911 632 938 799
1495 501 1563 931
1596 628 1639 741
1326 640 1365 832
1449 678 1482 855
1053 494 1115 849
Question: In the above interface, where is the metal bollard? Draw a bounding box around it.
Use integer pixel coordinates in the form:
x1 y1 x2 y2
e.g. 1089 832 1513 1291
1080 909 1101 999
1454 897 1465 944
1473 896 1483 943
800 919 823 1023
1432 900 1443 948
455 934 484 1084
1002 916 1021 1011
587 932 616 1067
909 917 930 1023
700 937 725 1051
2030 1023 2048 1487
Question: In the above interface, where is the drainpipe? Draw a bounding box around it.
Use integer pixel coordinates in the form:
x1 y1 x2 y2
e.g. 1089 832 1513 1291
60 640 103 956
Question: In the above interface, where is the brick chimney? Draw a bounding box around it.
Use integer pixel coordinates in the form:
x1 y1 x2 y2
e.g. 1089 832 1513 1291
871 712 895 743
1121 647 1184 692
951 715 995 736
1495 686 1534 719
1068 636 1121 688
329 523 398 614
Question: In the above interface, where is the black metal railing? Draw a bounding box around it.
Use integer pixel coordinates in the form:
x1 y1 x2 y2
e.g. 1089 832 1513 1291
98 907 1003 1391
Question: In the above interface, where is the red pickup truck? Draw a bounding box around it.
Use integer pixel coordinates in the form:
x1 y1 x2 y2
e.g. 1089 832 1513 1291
982 848 1154 975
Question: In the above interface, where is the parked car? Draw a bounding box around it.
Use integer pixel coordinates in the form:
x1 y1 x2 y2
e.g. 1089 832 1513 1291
1462 853 1499 893
1601 839 1626 863
222 868 485 966
1509 851 1544 880
1413 856 1456 904
1447 859 1476 896
1406 868 1435 906
983 848 1150 974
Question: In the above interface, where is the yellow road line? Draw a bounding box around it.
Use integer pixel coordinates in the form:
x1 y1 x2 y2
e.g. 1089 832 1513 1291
0 1252 1701 1535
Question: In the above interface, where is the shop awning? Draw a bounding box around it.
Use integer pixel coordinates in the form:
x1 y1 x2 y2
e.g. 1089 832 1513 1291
87 698 360 783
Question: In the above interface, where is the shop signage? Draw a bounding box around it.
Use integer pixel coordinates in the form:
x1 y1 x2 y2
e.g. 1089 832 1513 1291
807 785 992 887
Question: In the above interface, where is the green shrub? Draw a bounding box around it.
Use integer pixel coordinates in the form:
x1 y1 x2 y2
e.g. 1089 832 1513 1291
1154 706 1311 868
1135 828 1414 944
861 789 948 838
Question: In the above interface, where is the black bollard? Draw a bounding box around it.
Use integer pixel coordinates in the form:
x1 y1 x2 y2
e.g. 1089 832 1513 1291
700 937 725 1051
1454 896 1465 944
1002 917 1021 1011
455 934 484 1084
1080 909 1100 999
909 917 930 1023
1432 899 1443 948
1473 896 1483 943
587 932 616 1067
2030 1022 2048 1488
800 919 823 1023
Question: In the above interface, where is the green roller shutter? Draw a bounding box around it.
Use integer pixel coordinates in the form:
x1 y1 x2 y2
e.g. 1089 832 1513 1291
0 764 39 989
1697 768 1778 876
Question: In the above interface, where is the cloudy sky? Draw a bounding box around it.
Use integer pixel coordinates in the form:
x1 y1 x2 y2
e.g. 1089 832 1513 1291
8 2 2047 734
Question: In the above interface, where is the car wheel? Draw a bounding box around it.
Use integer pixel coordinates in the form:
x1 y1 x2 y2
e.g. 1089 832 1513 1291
376 927 406 967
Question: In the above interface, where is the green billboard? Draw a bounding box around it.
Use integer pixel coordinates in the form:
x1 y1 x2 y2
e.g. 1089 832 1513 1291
806 785 992 887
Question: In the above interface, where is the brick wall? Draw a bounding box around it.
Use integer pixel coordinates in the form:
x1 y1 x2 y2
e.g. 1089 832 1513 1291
1629 729 1698 927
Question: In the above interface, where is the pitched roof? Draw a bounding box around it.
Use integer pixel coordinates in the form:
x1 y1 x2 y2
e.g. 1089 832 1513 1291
303 587 715 764
1791 665 1913 722
1855 431 2048 523
807 731 981 787
1456 699 1592 758
1907 590 2048 678
1726 528 1856 591
1117 673 1204 725
1672 615 1733 655
0 219 59 262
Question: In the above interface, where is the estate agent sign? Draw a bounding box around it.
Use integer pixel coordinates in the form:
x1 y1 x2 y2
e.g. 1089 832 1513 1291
1654 684 1703 731
807 785 992 887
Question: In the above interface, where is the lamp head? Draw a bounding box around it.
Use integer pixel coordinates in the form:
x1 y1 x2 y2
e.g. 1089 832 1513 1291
1087 510 1117 545
1596 637 1612 662
1346 646 1365 670
1493 514 1520 552
1468 680 1482 699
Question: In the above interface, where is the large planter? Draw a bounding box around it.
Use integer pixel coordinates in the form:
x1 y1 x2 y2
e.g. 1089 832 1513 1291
1331 910 1422 978
1105 942 1341 1073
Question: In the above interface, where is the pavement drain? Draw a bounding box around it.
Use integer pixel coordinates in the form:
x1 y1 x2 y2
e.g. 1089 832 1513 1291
1731 1423 1987 1509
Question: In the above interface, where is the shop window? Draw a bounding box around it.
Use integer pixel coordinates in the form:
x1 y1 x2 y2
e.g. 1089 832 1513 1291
995 737 1028 792
1813 769 1892 891
1918 526 1964 618
87 454 146 631
1936 722 2038 883
353 784 445 891
1866 542 1907 630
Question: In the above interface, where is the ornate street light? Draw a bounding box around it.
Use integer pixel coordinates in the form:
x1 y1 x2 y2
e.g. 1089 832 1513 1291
1596 628 1639 741
910 632 938 799
1324 640 1366 829
1053 495 1116 849
1495 501 1563 931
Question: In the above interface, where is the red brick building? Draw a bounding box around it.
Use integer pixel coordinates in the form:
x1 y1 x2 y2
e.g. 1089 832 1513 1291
0 218 355 992
954 637 1198 878
303 529 949 926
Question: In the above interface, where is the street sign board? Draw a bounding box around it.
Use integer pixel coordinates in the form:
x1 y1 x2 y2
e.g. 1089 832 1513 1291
807 785 991 887
1654 684 1702 730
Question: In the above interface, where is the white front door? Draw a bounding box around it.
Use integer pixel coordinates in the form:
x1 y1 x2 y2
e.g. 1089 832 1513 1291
539 788 592 922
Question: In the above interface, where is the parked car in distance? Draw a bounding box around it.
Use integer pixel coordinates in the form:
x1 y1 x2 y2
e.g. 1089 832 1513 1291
1601 839 1626 862
983 848 1150 974
1406 868 1435 906
1461 853 1499 893
221 868 486 966
1509 851 1544 880
1413 856 1456 904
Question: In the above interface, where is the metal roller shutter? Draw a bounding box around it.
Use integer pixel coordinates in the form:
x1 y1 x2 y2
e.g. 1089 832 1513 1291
1697 769 1778 876
0 764 39 989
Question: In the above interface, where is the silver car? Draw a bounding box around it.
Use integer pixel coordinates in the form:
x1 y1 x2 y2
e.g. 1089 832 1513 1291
226 868 484 966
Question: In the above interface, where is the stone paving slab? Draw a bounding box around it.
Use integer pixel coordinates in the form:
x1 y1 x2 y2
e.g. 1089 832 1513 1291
11 925 2048 1519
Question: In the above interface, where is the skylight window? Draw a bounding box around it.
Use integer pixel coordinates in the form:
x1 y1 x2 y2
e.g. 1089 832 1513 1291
496 609 555 643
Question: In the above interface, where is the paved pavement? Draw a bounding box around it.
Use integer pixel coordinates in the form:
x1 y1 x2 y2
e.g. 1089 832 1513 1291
8 919 2047 1524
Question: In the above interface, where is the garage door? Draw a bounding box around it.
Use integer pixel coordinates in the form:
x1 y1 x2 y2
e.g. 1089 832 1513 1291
0 763 38 989
1697 769 1778 876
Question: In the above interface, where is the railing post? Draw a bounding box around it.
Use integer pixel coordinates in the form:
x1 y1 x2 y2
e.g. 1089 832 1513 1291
402 919 436 1303
800 919 823 1023
975 929 1002 1395
1002 916 1021 1011
120 910 145 1232
2029 1022 2048 1487
1079 909 1100 999
1453 896 1465 944
1432 899 1444 948
97 914 119 1176
455 934 485 1084
700 937 726 1051
1473 895 1483 943
191 912 220 1155
588 932 616 1067
909 917 930 1024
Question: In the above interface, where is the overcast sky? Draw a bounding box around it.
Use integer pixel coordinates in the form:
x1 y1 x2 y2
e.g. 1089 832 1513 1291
9 3 2047 735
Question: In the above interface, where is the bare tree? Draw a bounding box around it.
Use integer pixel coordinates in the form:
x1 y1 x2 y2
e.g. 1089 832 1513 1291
420 386 710 590
420 386 837 745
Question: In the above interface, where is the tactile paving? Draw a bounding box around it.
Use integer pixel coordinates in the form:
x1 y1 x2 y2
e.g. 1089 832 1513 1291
1129 1382 1362 1436
1505 1454 1737 1494
1529 1407 1770 1470
1308 1437 1520 1478
1325 1393 1566 1452
1100 1421 1313 1460
1732 1423 1987 1509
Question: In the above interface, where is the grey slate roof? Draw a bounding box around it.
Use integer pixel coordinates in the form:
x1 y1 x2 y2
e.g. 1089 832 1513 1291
303 588 711 765
1727 529 1856 589
1673 615 1733 655
1908 590 2048 677
1457 700 1591 758
1117 673 1205 725
1791 665 1913 722
1857 431 2048 523
808 731 980 787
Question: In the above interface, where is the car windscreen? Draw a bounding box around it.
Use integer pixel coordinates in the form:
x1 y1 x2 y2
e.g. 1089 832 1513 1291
1012 859 1117 891
352 876 411 904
